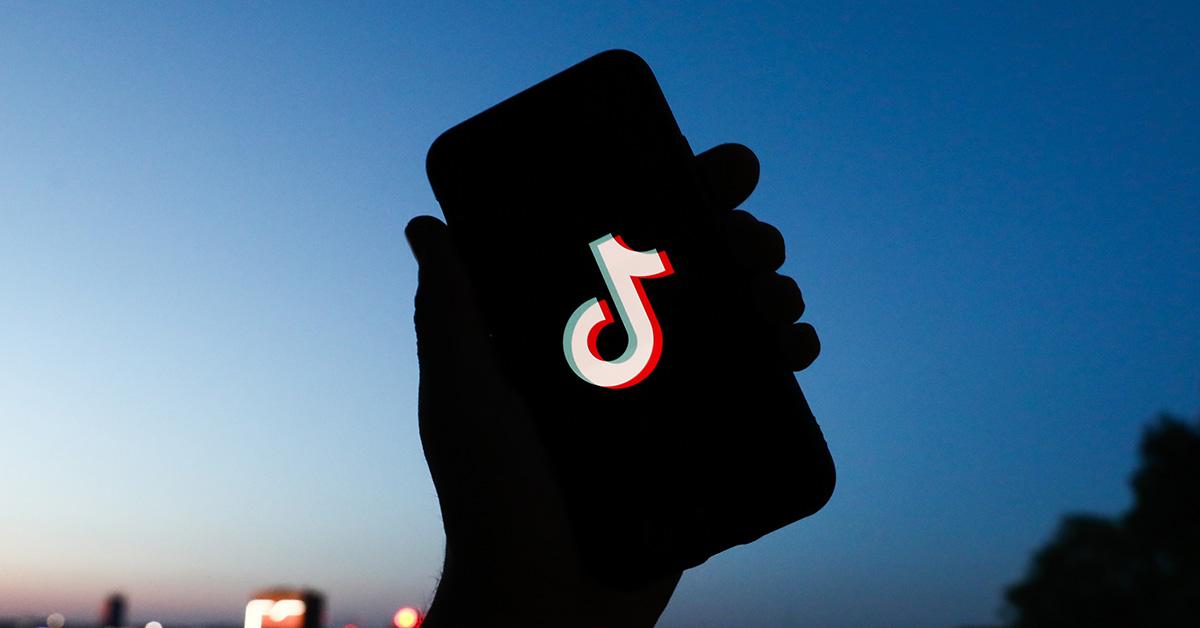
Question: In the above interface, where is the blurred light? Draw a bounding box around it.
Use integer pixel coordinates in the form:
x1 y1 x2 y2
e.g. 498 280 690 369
245 599 274 628
392 608 420 628
268 600 305 622
245 599 305 628
146 622 163 628
47 614 65 628
345 624 358 628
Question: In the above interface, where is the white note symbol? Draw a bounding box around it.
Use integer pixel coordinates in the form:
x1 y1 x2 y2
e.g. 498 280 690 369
563 233 674 389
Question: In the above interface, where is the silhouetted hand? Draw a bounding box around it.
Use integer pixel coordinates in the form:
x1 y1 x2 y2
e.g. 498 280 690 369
406 144 819 627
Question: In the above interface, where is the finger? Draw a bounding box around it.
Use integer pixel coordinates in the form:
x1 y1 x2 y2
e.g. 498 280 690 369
405 215 491 372
405 214 453 269
780 322 820 372
727 209 786 271
751 273 805 323
407 215 538 536
408 216 482 350
695 143 759 211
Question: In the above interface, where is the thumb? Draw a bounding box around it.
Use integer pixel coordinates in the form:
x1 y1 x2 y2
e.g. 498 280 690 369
406 214 543 541
405 215 493 382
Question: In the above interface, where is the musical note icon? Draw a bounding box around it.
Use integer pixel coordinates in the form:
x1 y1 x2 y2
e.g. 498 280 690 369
563 234 674 389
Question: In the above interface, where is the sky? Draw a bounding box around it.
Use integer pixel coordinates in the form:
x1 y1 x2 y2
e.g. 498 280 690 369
1 2 1197 627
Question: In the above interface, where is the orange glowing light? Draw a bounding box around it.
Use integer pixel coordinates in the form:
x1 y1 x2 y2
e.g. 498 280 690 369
245 599 306 628
392 608 420 628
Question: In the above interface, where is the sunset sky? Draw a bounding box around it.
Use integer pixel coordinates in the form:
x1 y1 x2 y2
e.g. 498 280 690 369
2 3 1197 627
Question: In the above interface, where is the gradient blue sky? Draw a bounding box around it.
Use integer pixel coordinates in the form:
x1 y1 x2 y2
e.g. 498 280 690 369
2 3 1197 627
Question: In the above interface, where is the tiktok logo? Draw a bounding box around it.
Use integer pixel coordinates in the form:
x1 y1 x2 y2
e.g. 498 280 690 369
563 234 674 389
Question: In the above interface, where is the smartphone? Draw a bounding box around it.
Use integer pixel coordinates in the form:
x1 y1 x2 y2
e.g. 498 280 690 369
425 49 834 587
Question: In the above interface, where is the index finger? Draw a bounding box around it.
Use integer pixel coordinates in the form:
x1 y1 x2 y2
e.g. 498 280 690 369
694 143 760 211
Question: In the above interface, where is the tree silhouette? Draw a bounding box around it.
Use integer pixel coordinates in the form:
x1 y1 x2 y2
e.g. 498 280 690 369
1003 413 1200 627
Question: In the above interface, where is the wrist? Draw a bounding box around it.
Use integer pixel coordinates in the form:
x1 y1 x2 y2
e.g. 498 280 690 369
423 542 678 628
421 546 572 628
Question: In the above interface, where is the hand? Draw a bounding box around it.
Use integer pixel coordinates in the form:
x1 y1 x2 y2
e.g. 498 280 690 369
406 143 818 627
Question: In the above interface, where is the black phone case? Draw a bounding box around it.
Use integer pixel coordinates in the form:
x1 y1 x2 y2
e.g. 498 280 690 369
425 49 834 587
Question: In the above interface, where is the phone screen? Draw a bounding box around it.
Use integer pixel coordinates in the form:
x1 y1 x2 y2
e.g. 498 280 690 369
426 50 833 586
